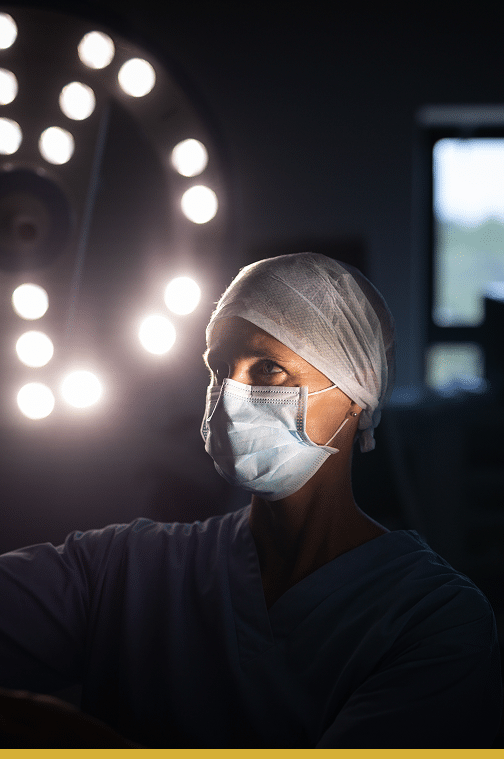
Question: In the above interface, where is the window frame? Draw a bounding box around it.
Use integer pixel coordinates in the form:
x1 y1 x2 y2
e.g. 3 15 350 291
415 105 504 386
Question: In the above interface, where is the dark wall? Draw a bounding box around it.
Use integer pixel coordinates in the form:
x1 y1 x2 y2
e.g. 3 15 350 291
92 1 504 389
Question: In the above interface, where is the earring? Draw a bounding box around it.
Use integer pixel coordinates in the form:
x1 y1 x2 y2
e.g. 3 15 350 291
350 412 358 417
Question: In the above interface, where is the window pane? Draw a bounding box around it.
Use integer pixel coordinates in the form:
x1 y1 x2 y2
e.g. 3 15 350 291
426 342 485 393
433 138 504 326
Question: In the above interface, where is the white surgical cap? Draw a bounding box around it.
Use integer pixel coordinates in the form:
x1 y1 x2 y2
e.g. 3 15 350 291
207 252 396 452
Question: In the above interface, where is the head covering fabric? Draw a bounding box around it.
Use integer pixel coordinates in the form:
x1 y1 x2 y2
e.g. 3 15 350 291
206 252 395 452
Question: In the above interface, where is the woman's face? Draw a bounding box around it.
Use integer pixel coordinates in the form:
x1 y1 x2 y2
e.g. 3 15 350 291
204 316 361 447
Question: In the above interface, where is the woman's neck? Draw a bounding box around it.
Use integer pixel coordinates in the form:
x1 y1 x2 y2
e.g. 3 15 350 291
248 457 387 608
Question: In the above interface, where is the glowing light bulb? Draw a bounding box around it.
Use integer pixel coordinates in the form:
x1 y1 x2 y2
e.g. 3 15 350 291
12 284 49 320
139 315 176 355
0 68 18 104
0 13 17 49
16 331 54 368
61 370 102 408
39 127 74 165
118 58 156 97
164 277 201 315
59 82 96 120
78 31 115 69
17 383 55 419
0 118 22 155
181 186 218 224
171 139 208 177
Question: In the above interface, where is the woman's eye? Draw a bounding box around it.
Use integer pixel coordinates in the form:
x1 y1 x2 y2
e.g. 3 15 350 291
261 361 282 375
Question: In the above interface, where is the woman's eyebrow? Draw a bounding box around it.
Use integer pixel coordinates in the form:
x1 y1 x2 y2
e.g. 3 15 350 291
203 346 287 369
246 348 286 361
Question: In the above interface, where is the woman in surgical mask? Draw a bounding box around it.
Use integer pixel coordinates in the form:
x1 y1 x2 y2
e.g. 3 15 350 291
0 252 500 749
201 252 395 607
197 253 501 749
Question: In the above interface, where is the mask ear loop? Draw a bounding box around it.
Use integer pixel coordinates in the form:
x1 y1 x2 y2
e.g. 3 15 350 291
306 384 358 447
324 417 349 446
307 385 360 447
306 384 344 446
325 407 360 446
205 381 226 424
307 383 338 397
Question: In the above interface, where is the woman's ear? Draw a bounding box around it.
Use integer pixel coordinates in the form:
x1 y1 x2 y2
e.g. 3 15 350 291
348 401 362 417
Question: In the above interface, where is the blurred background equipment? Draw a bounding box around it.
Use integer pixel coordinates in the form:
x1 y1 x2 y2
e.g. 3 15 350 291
0 4 236 548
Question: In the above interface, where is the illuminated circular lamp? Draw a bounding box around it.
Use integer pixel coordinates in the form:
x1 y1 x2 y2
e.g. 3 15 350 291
17 382 55 420
61 370 102 408
0 118 22 155
16 330 54 368
164 277 201 315
139 314 176 355
59 82 96 121
181 186 218 224
39 127 74 165
118 58 156 98
171 139 208 177
0 69 18 105
0 13 17 50
78 31 115 69
12 284 49 320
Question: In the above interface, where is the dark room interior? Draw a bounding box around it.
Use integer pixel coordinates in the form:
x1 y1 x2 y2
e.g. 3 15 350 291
0 0 503 747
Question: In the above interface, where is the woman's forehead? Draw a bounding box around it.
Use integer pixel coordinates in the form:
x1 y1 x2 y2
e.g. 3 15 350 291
208 316 290 356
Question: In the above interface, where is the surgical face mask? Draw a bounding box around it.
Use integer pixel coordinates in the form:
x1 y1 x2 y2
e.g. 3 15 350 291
200 378 349 501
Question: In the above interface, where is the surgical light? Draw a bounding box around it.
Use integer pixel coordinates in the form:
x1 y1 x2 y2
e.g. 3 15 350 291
59 82 96 121
118 58 156 98
0 13 17 49
16 330 54 368
139 314 176 355
61 370 102 408
164 277 201 315
38 127 74 165
17 382 55 420
181 185 218 224
78 31 115 69
12 284 49 320
0 118 22 155
171 139 208 177
0 68 18 105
